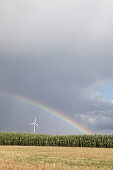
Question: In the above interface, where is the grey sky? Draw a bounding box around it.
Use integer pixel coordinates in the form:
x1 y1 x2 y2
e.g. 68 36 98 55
0 0 113 134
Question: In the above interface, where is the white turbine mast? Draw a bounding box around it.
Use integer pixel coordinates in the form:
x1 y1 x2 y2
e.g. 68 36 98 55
31 117 39 134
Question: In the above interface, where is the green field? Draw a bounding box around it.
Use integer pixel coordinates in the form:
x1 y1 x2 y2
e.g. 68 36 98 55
0 132 113 148
0 146 113 170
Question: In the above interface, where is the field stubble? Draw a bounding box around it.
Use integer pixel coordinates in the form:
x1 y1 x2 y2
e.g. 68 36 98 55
0 146 113 170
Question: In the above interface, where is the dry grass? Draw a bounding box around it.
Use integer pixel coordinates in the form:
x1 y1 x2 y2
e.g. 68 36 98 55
0 146 113 170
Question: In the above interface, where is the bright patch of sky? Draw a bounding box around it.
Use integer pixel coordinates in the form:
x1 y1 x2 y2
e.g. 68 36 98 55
95 83 113 101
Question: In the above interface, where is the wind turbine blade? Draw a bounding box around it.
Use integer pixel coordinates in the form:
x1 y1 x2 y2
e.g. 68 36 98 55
29 123 34 125
35 123 40 128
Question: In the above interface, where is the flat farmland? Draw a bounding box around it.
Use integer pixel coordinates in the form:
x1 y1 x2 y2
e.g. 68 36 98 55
0 146 113 170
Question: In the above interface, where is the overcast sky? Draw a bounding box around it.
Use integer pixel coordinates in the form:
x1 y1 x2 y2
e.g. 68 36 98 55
0 0 113 134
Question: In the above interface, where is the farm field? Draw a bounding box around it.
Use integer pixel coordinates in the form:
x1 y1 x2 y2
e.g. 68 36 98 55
0 146 113 170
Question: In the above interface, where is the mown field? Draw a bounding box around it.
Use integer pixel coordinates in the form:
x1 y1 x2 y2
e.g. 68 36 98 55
0 146 113 170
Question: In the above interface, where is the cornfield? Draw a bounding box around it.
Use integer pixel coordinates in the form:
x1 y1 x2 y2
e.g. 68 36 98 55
0 132 113 148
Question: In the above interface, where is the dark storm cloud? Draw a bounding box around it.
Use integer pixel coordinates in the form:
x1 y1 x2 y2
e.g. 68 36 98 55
0 0 113 134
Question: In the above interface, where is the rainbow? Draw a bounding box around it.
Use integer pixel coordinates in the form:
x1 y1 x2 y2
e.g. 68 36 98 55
0 90 92 134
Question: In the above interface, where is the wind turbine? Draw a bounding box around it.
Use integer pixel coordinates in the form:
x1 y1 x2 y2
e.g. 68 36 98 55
30 117 40 134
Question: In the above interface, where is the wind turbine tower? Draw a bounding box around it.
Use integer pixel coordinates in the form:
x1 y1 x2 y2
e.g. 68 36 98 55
31 117 39 134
